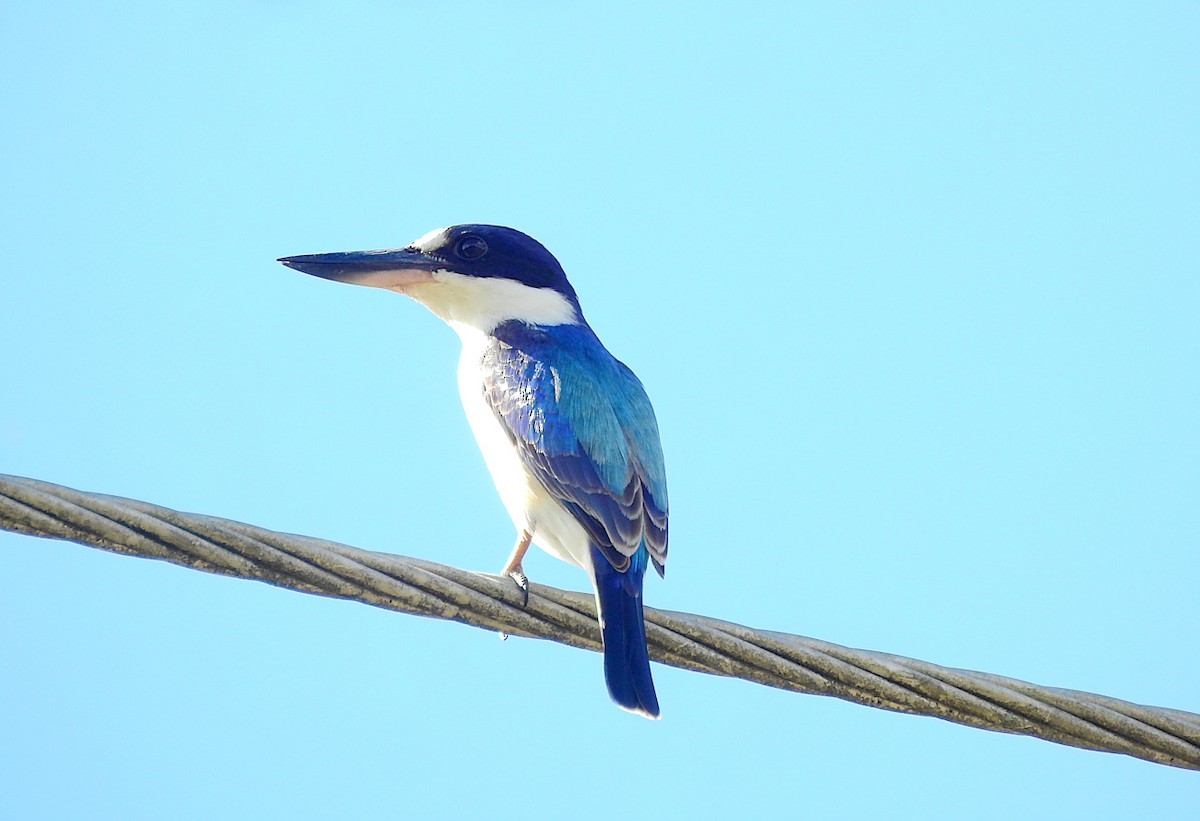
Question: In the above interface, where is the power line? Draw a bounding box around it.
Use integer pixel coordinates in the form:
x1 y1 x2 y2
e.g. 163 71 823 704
2 473 1197 770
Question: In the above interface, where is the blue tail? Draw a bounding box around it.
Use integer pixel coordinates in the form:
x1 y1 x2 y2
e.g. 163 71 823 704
591 544 660 719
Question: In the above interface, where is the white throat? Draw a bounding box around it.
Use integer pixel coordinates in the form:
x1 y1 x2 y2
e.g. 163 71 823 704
402 270 578 333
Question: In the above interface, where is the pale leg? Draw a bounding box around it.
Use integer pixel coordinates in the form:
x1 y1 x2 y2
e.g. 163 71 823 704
501 529 533 606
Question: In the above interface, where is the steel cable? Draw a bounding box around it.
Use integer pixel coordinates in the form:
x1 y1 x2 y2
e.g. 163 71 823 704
2 474 1197 770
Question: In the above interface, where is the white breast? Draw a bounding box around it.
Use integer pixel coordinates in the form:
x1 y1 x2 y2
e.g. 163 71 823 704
451 323 594 572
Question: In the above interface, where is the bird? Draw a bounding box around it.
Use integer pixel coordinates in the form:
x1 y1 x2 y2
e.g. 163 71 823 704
279 224 668 718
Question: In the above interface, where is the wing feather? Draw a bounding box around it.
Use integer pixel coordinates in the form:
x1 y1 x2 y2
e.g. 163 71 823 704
481 323 668 574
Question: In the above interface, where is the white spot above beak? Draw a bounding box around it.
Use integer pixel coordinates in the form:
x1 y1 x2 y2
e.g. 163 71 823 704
410 226 451 252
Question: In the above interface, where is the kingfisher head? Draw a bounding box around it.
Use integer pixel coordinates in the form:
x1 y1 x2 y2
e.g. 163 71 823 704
279 224 581 332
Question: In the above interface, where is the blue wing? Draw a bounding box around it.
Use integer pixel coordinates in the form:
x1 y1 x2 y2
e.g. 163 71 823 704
482 320 667 716
481 321 668 575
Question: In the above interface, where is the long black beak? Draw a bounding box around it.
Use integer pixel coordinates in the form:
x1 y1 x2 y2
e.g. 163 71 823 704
278 247 444 289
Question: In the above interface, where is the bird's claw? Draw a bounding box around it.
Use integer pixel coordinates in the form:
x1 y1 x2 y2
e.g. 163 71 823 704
507 565 530 608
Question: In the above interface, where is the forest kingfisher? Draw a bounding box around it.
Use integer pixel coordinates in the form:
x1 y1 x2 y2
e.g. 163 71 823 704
279 225 668 718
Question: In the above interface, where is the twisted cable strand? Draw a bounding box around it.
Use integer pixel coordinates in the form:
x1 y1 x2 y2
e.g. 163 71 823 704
2 474 1197 770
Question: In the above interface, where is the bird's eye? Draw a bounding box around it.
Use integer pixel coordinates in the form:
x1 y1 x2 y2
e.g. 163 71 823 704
455 236 488 260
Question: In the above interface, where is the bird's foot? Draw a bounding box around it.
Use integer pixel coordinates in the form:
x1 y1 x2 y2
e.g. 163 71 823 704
506 564 530 608
500 529 534 609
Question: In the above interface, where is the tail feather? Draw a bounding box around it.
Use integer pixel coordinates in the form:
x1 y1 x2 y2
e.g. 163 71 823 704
591 545 660 719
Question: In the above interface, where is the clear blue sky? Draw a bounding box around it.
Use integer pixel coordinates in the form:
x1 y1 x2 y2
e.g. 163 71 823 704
2 2 1198 817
